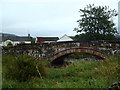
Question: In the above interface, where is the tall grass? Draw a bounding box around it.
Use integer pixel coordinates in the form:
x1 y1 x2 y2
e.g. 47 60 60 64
2 54 48 82
2 54 120 88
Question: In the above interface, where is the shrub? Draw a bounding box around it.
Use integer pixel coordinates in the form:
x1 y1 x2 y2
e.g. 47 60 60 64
7 42 13 47
31 40 35 43
2 54 15 64
21 41 25 44
3 54 48 82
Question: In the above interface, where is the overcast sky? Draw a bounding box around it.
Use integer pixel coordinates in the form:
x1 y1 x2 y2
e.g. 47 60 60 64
0 0 119 37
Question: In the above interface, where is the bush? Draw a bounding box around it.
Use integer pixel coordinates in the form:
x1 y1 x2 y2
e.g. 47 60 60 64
31 40 35 43
21 41 25 44
2 54 15 64
3 54 48 82
7 42 13 47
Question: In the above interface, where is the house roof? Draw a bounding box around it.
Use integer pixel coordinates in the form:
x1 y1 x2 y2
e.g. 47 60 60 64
17 37 32 41
57 34 74 42
2 36 31 42
36 37 59 42
2 33 32 42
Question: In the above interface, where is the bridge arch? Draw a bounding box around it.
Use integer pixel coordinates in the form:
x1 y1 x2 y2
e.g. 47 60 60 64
49 48 107 61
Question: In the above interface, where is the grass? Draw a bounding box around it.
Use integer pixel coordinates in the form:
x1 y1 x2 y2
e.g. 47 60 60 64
2 54 120 88
2 54 48 82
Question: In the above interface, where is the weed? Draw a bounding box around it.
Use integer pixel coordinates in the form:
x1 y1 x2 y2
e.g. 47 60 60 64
3 54 48 82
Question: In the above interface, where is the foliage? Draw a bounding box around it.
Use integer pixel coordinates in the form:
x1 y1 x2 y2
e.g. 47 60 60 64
21 41 25 44
31 39 35 43
2 55 120 88
2 54 48 82
75 33 117 41
7 42 13 47
74 4 118 41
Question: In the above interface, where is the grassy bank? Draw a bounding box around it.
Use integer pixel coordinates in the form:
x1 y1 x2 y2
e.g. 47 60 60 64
2 54 120 88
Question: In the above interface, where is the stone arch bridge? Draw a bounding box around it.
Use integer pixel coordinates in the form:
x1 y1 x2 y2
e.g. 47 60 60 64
2 41 120 62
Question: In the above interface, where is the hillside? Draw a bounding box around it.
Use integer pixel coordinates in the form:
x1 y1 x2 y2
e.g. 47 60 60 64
0 33 17 37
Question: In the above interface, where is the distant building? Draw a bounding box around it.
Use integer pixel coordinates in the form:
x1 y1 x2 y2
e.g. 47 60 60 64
35 37 59 43
1 33 32 46
118 1 120 34
57 34 74 42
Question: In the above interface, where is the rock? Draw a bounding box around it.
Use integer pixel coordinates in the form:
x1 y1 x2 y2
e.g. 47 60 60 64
108 81 120 89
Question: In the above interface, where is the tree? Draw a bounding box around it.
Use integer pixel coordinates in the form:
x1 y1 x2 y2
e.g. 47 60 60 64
31 39 35 44
7 42 13 47
74 4 118 41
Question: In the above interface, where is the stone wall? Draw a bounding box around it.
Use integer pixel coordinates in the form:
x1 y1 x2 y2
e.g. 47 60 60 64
2 41 120 60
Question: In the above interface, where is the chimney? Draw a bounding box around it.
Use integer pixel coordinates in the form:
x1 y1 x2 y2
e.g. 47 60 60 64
28 33 30 38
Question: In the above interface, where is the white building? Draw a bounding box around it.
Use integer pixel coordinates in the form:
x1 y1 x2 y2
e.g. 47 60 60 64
1 33 32 46
57 34 74 42
118 1 120 34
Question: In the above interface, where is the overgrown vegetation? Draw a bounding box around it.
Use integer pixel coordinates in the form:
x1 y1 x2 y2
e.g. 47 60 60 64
2 54 120 88
2 54 48 82
7 42 13 47
21 41 26 44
